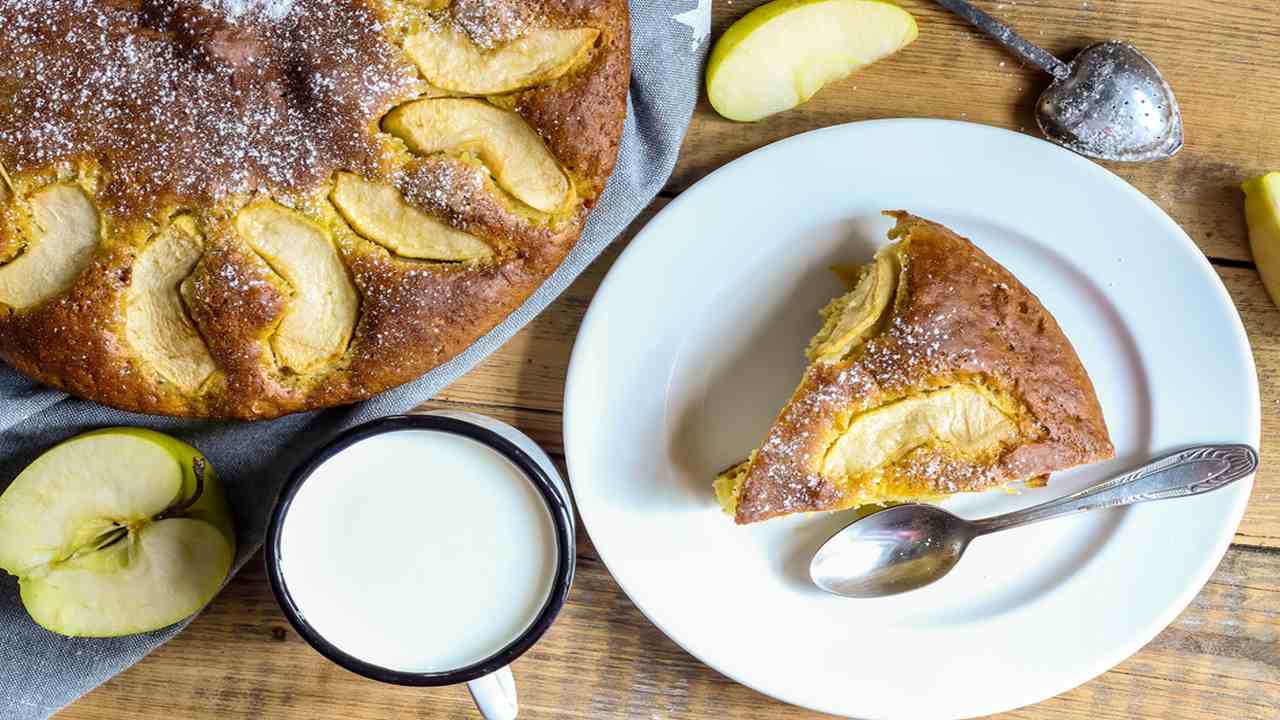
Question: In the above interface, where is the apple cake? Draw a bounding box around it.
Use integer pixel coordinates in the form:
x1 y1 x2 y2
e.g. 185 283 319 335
715 212 1114 524
0 0 628 419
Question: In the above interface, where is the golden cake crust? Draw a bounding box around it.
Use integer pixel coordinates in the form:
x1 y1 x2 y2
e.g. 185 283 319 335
732 212 1114 524
0 0 629 419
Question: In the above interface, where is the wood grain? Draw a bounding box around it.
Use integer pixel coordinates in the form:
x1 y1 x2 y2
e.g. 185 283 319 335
669 0 1280 263
59 0 1280 717
1224 266 1280 547
60 532 1280 720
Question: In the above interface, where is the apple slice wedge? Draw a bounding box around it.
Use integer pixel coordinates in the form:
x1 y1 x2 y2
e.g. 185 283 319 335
382 98 570 214
126 215 218 393
235 200 359 374
0 429 235 637
404 26 599 96
1244 172 1280 308
707 0 918 122
331 172 493 261
0 183 101 309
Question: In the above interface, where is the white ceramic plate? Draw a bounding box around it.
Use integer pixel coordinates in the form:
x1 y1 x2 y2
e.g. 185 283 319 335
563 120 1259 720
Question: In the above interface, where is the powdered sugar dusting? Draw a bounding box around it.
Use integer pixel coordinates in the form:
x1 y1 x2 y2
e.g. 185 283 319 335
450 0 530 49
895 450 1004 493
397 159 488 222
859 308 963 391
199 0 295 22
0 0 419 212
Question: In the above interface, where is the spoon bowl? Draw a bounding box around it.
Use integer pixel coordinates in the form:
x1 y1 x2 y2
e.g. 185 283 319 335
810 504 975 598
1037 41 1183 163
933 0 1183 162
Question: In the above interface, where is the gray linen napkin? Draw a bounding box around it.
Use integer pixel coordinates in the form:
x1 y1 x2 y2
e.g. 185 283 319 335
0 2 711 716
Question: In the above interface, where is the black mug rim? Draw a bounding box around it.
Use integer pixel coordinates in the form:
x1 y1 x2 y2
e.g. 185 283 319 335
264 414 576 687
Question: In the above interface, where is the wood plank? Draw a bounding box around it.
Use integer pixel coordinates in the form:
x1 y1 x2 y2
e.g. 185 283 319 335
668 0 1280 263
61 542 1280 720
416 399 564 456
1221 266 1280 548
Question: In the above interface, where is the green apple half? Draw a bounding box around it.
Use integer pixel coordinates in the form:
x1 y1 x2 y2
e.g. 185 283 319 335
1244 172 1280 308
707 0 918 122
0 429 235 637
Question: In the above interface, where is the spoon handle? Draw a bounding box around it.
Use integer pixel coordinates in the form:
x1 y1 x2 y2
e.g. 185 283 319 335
971 444 1258 536
931 0 1070 80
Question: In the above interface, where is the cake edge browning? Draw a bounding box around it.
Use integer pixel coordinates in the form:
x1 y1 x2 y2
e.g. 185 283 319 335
730 211 1114 524
0 0 631 420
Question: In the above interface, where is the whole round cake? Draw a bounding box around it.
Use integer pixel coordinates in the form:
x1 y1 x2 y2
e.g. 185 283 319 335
0 0 629 419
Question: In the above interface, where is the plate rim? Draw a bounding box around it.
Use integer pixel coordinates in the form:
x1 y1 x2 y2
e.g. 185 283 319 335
564 118 1261 719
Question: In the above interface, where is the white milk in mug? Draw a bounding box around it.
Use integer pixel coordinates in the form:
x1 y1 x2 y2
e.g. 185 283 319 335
268 416 574 720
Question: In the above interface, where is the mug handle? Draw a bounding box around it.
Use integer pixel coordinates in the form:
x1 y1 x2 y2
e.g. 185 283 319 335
467 666 518 719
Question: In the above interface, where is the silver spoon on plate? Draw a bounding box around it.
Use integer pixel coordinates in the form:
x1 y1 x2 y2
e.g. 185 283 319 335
933 0 1183 161
810 444 1257 599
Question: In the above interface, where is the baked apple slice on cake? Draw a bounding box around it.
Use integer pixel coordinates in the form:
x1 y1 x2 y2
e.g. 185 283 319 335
715 212 1114 524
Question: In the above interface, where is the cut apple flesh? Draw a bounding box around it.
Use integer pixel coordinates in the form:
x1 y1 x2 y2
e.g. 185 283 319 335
1244 172 1280 308
822 384 1018 481
332 172 492 261
707 0 919 122
808 244 900 362
0 183 100 308
383 98 570 214
404 26 598 96
0 433 185 574
22 519 232 637
126 216 218 392
235 201 359 374
0 429 235 637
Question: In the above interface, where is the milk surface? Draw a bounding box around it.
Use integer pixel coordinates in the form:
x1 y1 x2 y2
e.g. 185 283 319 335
279 430 558 673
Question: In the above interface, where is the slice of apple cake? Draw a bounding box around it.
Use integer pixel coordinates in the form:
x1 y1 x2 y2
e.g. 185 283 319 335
716 212 1114 524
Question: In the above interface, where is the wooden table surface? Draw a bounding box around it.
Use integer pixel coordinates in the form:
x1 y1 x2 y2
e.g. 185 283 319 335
64 1 1280 718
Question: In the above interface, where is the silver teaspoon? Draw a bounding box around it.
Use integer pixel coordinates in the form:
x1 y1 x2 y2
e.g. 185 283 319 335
811 444 1257 599
932 0 1184 162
